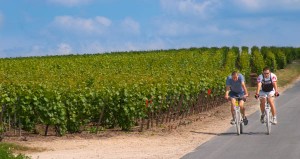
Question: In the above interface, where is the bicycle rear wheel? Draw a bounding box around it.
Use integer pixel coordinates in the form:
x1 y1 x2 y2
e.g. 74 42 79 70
235 110 241 135
240 119 243 134
266 109 271 135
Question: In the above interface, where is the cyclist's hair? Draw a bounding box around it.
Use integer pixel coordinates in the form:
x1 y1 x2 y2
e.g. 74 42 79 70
231 71 238 76
263 67 270 71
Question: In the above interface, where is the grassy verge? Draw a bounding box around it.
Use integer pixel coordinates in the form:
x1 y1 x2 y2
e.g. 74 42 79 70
247 59 300 90
276 59 300 87
0 143 31 159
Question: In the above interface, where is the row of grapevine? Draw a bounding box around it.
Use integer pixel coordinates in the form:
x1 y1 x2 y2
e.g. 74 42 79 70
0 46 299 135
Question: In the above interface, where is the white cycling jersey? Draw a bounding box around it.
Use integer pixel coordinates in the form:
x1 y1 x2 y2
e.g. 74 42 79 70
257 72 277 96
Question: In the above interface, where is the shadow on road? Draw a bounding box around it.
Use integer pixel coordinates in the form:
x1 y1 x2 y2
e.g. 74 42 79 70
190 131 268 136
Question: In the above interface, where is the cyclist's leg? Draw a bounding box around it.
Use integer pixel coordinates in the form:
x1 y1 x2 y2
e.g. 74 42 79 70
229 91 237 122
239 99 248 125
267 91 277 117
237 92 245 118
259 91 267 123
259 91 267 114
267 91 277 124
239 99 245 118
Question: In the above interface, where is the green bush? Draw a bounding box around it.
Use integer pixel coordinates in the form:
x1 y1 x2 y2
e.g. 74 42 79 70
275 50 287 69
224 49 238 72
260 46 269 59
265 51 277 72
251 48 265 75
239 48 251 81
282 47 294 64
297 48 300 59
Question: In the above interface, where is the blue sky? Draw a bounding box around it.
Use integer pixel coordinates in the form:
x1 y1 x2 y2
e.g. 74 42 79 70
1 0 300 58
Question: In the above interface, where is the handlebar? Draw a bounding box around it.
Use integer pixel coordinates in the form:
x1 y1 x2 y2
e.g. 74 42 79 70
255 92 279 99
229 96 247 102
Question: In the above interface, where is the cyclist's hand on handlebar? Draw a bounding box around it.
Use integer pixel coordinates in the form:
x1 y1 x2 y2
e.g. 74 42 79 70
224 95 229 100
242 94 248 101
275 92 280 97
254 94 259 99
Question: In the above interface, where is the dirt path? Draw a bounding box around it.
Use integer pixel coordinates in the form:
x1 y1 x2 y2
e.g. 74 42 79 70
4 79 298 159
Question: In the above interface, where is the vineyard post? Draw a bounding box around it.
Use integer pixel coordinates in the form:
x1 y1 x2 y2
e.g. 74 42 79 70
205 96 209 111
187 95 195 117
139 117 144 132
197 93 203 113
193 94 199 114
168 96 175 123
172 96 179 122
18 116 21 137
186 99 191 118
176 94 184 120
14 103 17 135
146 111 150 129
165 96 172 123
96 105 105 134
8 111 10 131
150 111 153 128
160 97 165 125
155 97 162 127
45 125 49 136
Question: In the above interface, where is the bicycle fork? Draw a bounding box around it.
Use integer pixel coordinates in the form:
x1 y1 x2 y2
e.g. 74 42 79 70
265 103 273 134
234 101 243 135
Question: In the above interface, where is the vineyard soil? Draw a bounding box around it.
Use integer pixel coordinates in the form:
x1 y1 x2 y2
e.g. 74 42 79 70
4 78 299 159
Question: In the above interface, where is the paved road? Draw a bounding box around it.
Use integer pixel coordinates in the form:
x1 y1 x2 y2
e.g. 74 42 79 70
182 80 300 159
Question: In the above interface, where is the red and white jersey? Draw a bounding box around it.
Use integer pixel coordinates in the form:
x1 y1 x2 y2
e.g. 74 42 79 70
257 73 277 84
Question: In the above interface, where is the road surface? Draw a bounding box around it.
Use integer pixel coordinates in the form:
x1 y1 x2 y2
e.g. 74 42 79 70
182 80 300 159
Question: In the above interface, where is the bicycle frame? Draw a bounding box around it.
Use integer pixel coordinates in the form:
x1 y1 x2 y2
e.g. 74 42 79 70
260 95 273 135
231 97 245 135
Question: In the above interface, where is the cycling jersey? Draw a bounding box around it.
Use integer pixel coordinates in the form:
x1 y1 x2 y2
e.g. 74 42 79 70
257 73 277 92
226 73 245 94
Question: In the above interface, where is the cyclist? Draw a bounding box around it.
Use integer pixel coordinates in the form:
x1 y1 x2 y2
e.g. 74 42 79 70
225 71 249 125
255 67 279 125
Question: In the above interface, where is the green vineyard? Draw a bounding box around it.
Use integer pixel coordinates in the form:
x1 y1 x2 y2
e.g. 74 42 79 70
0 46 299 135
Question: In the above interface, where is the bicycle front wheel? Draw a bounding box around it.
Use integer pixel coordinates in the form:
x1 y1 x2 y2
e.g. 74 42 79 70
235 110 241 135
240 119 243 134
266 109 271 135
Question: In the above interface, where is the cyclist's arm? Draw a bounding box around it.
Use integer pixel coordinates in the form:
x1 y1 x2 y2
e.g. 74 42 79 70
225 86 230 99
272 74 279 96
255 82 262 95
273 81 279 93
241 82 248 97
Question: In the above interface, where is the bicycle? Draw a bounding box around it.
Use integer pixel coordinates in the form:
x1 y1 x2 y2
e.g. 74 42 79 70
256 93 279 135
230 96 246 135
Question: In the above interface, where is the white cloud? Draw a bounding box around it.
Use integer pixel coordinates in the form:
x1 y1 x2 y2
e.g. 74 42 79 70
31 45 44 54
79 41 105 53
156 20 234 36
142 39 167 50
111 39 167 52
20 44 73 57
47 0 93 7
160 0 221 18
234 0 260 10
234 17 274 29
95 16 111 27
56 43 73 55
233 0 300 11
121 17 140 34
53 16 111 34
74 38 167 54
